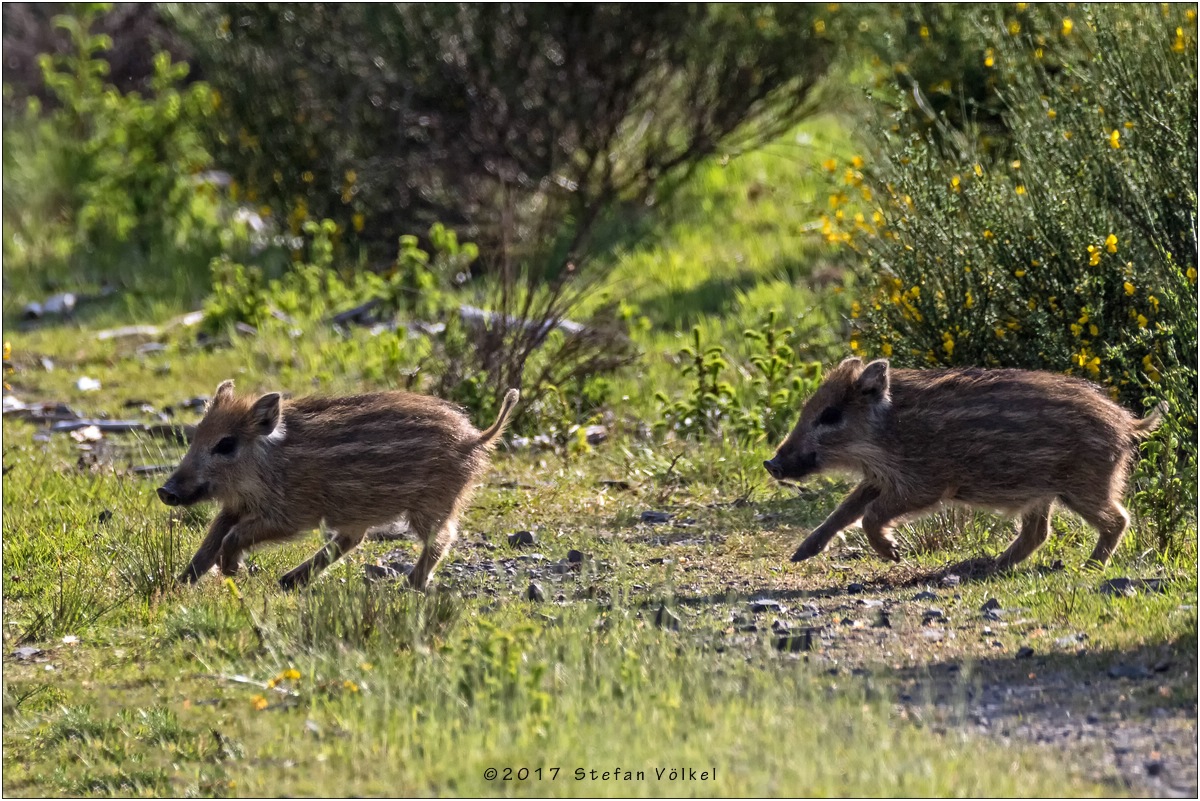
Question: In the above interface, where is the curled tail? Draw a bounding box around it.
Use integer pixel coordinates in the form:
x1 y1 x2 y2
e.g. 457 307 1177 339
1133 400 1168 438
476 388 520 447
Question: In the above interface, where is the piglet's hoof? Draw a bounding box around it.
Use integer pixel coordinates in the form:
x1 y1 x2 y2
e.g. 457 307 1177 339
868 537 902 563
790 537 826 563
278 566 311 592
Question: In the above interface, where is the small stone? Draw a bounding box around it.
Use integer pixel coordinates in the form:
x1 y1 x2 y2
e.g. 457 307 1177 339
508 530 536 548
1145 760 1166 777
923 608 946 623
75 377 101 392
913 590 938 601
980 598 1001 612
97 509 113 524
922 629 944 642
749 598 784 614
1016 646 1035 659
526 582 546 602
12 646 43 661
774 629 817 652
1107 663 1152 680
1152 658 1172 673
1085 713 1100 724
771 619 790 634
846 582 865 594
940 573 961 588
1055 633 1088 648
655 605 681 631
640 510 673 525
855 598 884 608
566 549 586 563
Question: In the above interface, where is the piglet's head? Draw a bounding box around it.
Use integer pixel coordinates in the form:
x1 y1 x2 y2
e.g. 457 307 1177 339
157 380 284 507
764 357 891 482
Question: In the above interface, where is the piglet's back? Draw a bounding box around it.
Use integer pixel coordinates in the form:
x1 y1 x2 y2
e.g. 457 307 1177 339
274 392 485 522
883 368 1139 502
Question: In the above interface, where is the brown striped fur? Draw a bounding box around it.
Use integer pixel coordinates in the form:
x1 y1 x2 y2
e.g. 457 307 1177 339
764 357 1165 570
160 381 519 590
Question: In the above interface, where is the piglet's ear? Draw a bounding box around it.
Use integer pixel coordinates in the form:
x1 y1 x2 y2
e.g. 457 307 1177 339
208 380 236 411
249 392 283 438
837 356 864 373
857 359 891 403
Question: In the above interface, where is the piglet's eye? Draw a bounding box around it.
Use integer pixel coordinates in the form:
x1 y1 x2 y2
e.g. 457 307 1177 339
212 436 238 456
816 407 843 427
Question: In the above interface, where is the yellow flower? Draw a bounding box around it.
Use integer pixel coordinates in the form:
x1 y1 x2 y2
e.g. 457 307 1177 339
1109 129 1121 149
814 19 826 34
1061 18 1073 35
1137 313 1149 328
850 301 861 318
273 169 284 185
942 332 955 356
822 158 837 172
1010 159 1022 170
1124 281 1136 295
1015 269 1026 278
1031 259 1041 266
851 155 864 169
920 25 930 39
965 291 974 309
1008 20 1021 35
283 668 301 681
1106 234 1118 253
1089 323 1099 337
1047 109 1057 119
1087 245 1101 266
353 213 365 233
360 662 374 672
850 338 861 354
251 695 269 711
1123 121 1135 129
302 171 315 183
881 342 893 357
983 229 994 240
1063 131 1073 140
951 175 961 192
3 342 9 361
1148 295 1160 311
343 680 360 693
984 48 995 68
345 170 357 184
973 163 983 178
1187 267 1197 283
1015 185 1026 195
1173 27 1185 53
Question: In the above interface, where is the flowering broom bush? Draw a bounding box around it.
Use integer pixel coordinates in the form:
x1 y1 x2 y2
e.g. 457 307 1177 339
841 4 1197 551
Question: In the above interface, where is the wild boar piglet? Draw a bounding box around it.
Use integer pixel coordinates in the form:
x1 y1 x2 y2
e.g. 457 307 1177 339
764 357 1165 570
159 381 519 590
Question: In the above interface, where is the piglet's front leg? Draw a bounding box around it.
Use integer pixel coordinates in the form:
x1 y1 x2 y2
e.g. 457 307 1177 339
791 482 881 562
179 508 240 584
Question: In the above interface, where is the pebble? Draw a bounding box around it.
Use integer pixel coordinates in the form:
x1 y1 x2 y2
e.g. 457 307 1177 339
640 510 674 525
566 549 587 563
846 582 865 594
526 582 546 602
1107 664 1152 680
508 531 536 547
1016 646 1035 659
923 608 946 623
980 598 1002 612
749 598 784 614
913 590 938 601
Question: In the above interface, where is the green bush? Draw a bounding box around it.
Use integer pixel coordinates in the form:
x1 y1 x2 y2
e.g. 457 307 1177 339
165 4 833 262
842 4 1197 547
656 311 823 443
2 3 223 296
